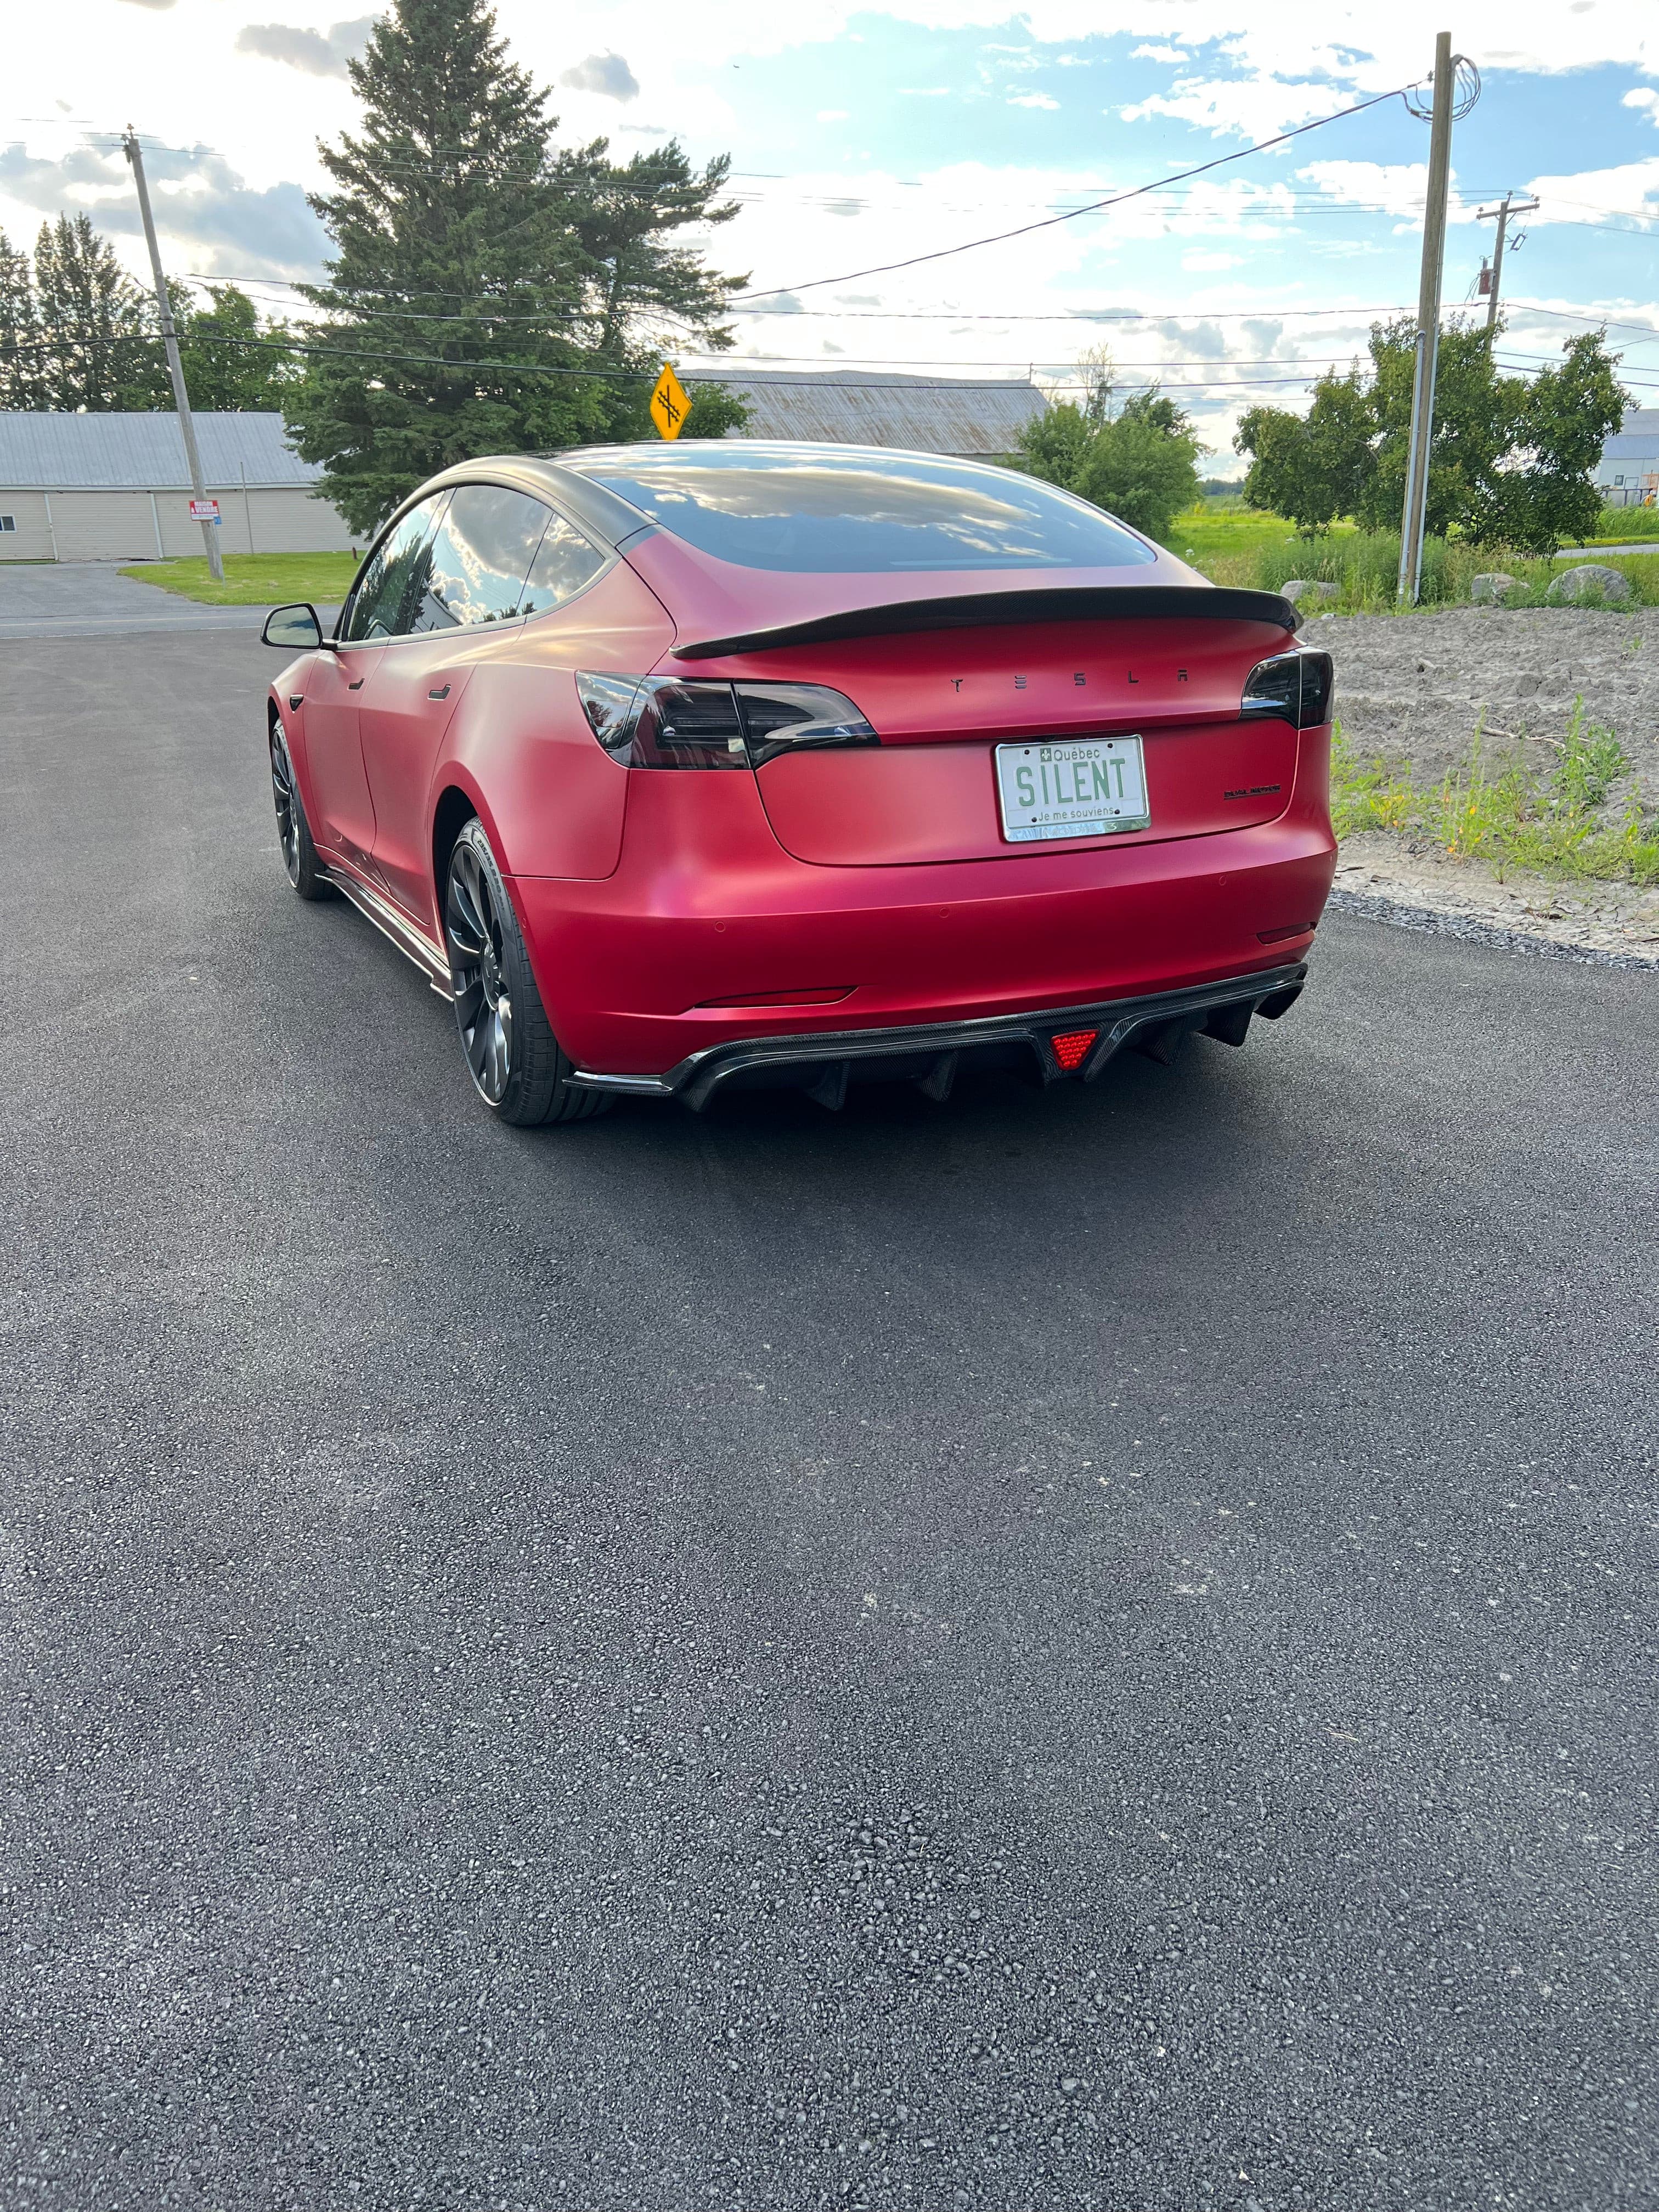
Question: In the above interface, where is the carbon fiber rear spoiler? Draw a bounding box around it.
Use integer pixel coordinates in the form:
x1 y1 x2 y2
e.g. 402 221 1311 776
672 584 1300 662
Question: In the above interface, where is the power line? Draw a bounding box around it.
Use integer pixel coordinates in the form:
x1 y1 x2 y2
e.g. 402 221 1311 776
731 80 1427 298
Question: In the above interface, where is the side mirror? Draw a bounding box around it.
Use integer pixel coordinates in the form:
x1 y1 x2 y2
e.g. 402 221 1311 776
261 602 326 650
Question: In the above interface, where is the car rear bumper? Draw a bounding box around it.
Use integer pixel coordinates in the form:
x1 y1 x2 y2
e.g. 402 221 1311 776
509 783 1336 1079
568 962 1310 1110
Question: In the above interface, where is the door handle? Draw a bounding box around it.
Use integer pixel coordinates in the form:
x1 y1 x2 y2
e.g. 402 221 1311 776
428 684 451 700
348 678 364 691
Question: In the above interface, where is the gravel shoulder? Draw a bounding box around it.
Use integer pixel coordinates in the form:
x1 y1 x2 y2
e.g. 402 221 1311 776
1308 605 1659 962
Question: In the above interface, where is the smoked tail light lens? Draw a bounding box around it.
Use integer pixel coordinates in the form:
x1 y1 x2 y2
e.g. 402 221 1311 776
1241 648 1334 729
576 674 747 769
732 683 879 767
576 675 877 770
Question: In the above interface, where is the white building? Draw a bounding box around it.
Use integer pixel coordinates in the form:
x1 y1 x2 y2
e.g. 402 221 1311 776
1596 407 1659 509
0 411 356 562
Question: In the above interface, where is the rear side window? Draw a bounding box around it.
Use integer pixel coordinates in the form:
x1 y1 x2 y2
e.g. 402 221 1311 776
345 494 449 641
520 514 606 616
407 484 555 632
566 447 1158 574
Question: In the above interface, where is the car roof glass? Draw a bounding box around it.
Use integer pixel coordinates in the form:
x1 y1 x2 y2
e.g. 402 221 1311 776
559 444 1158 574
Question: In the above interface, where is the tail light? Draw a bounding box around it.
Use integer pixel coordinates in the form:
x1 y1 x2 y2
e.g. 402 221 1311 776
577 675 877 770
1241 650 1334 729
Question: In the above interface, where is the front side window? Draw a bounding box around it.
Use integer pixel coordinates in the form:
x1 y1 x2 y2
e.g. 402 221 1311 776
519 513 606 616
344 495 449 641
563 445 1158 574
407 484 556 632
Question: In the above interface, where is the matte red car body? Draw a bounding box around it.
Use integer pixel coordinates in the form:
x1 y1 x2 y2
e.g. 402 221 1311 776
267 444 1336 1094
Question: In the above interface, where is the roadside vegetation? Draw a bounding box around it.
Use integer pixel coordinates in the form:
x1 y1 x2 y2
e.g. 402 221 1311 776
117 552 359 606
1331 704 1659 887
1163 505 1659 609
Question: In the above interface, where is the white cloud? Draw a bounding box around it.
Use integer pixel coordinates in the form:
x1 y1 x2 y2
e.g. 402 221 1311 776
817 108 850 121
235 17 374 79
1297 159 1480 227
1008 92 1060 109
1519 153 1659 219
1181 248 1242 270
1623 87 1659 123
557 51 639 100
1131 44 1187 63
1121 75 1358 141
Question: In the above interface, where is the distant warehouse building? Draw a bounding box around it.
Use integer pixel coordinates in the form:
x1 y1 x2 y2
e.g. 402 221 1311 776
689 366 1048 457
0 411 355 562
1596 406 1659 508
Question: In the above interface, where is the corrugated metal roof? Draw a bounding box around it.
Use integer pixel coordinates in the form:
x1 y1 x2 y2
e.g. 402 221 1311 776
0 411 322 489
686 368 1047 455
1601 407 1659 465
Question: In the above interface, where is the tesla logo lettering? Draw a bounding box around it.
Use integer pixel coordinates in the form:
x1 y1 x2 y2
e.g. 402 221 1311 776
951 678 963 692
1014 675 1028 690
1074 673 1086 686
1178 668 1189 681
1127 670 1140 684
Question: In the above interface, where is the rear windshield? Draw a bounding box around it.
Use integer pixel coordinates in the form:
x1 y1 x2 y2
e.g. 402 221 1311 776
565 446 1158 574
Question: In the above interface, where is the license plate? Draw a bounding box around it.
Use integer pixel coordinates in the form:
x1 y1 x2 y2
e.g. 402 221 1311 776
995 736 1150 843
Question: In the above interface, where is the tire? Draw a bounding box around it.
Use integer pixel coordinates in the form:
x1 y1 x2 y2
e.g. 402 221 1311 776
442 817 610 1127
269 723 331 901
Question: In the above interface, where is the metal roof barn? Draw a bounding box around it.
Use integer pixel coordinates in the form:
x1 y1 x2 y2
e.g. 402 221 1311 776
0 411 355 562
687 368 1048 457
1596 407 1659 506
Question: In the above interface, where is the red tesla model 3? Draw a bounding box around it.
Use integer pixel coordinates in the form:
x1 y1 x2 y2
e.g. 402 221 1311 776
261 441 1336 1124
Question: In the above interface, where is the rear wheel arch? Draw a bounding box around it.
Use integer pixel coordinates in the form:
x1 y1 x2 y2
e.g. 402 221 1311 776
431 785 479 910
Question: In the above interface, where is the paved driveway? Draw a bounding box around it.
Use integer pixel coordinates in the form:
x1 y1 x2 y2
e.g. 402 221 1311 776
3 631 1657 2211
0 560 340 640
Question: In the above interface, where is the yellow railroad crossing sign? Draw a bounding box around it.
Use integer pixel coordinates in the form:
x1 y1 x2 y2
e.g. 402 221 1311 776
650 360 692 441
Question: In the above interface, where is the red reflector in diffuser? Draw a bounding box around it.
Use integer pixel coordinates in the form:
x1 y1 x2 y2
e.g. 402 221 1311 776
1051 1028 1098 1072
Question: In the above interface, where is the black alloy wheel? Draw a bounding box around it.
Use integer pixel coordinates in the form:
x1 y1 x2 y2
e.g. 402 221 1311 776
441 818 607 1127
269 724 329 900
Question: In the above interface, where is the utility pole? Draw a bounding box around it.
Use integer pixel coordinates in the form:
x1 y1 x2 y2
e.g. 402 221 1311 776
122 127 223 582
1477 191 1539 330
1397 32 1456 607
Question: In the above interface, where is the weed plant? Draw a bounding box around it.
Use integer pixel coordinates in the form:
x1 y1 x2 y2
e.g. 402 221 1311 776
1331 703 1659 886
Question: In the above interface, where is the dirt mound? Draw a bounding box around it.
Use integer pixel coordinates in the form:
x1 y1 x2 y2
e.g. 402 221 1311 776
1305 605 1658 809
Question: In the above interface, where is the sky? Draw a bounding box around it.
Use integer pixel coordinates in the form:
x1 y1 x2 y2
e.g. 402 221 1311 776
2 0 1657 472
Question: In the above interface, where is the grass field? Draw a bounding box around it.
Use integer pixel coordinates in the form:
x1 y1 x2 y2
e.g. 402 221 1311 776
117 552 359 606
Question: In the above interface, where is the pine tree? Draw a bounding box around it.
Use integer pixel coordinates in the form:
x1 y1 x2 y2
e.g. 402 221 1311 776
32 215 164 410
0 231 47 410
283 0 746 533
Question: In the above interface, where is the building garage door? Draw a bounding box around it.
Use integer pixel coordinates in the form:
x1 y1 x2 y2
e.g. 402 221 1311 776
49 493 162 561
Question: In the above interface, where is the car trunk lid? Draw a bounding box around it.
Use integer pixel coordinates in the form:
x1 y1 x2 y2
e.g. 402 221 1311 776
736 614 1303 867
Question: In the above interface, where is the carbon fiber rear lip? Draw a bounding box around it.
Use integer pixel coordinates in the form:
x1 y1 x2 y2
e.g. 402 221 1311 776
570 961 1310 1111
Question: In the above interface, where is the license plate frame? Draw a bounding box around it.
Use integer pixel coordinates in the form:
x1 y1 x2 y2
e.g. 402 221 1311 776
995 735 1151 844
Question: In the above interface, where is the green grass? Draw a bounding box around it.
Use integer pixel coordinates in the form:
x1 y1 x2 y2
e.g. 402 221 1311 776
1331 703 1659 886
1164 505 1659 607
1593 507 1659 541
117 551 359 606
1159 505 1356 586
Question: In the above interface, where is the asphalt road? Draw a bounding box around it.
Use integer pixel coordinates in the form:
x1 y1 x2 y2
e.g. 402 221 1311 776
0 562 342 643
4 631 1657 2212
